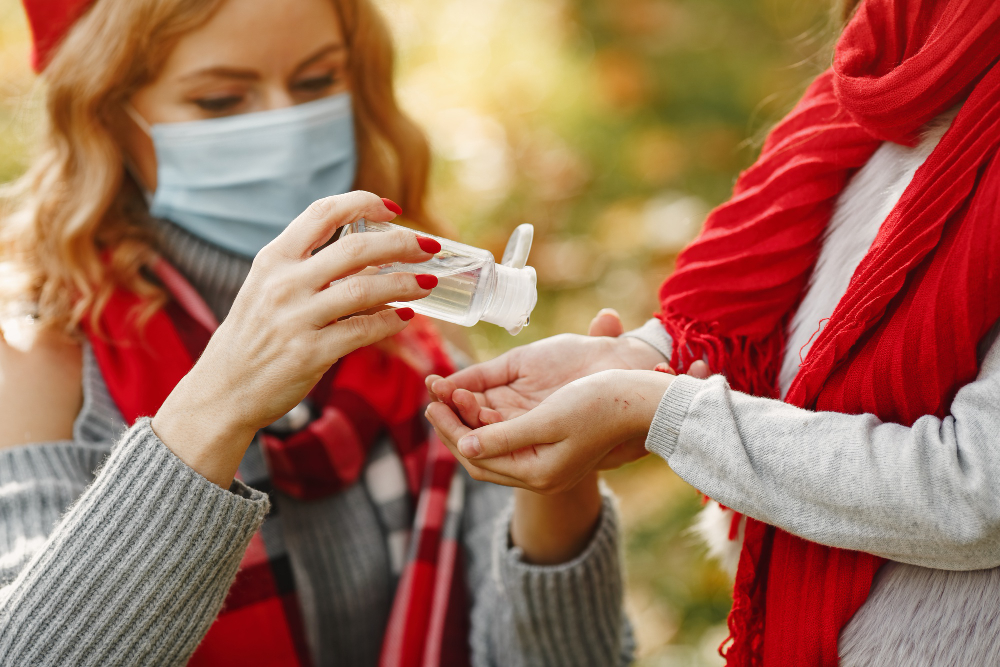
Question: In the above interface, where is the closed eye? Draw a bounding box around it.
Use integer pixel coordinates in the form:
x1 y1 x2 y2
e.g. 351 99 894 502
293 73 338 94
192 95 244 113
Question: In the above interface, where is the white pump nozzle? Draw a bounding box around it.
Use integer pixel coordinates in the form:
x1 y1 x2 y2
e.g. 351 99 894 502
481 224 538 335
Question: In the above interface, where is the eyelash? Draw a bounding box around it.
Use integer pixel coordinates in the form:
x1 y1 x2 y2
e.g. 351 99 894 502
194 96 243 112
293 73 338 92
191 74 339 113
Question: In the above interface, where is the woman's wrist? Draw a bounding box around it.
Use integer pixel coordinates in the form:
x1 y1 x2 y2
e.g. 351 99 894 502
151 372 258 488
511 472 603 565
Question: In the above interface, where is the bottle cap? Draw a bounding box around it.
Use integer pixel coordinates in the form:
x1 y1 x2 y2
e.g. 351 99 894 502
481 264 538 335
482 224 537 335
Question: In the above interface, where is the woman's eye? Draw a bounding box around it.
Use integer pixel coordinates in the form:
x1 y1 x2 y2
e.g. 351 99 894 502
293 74 337 93
192 96 243 112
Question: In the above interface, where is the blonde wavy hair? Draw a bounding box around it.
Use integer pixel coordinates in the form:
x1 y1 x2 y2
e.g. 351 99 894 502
0 0 441 334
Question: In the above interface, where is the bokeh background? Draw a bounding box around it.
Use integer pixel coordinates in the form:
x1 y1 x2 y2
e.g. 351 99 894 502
0 0 841 663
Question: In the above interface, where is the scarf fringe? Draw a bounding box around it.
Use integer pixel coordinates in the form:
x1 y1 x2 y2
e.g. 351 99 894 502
656 312 783 664
656 312 784 399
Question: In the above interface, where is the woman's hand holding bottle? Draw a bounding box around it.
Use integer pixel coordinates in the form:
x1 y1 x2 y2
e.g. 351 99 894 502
152 191 440 487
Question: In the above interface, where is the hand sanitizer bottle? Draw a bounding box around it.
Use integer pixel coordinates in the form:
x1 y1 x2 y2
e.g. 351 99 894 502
339 221 538 335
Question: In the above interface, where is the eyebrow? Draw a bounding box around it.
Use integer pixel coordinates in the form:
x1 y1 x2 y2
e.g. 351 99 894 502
291 43 346 77
179 43 346 83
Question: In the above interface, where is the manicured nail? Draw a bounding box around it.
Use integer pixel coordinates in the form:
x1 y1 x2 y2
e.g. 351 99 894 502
416 274 438 290
396 307 415 321
458 434 482 458
417 236 441 254
381 197 403 215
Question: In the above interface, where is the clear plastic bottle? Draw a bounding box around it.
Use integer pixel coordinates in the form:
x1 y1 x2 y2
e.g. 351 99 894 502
339 220 538 335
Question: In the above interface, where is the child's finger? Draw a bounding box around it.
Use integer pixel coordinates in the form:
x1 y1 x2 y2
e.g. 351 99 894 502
687 360 711 379
453 388 486 428
479 407 504 425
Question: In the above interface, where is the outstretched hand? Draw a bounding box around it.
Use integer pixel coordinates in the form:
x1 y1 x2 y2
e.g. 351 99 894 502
427 368 674 493
425 309 713 491
425 308 665 429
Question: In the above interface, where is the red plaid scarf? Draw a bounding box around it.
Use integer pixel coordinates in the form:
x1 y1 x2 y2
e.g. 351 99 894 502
84 258 471 667
655 0 1000 664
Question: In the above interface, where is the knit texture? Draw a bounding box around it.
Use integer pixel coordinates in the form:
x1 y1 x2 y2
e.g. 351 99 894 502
0 214 632 666
651 1 1000 662
636 98 1000 664
153 216 633 666
0 420 270 666
645 325 1000 664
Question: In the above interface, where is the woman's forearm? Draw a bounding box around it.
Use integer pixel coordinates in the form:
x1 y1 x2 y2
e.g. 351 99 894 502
0 421 268 666
510 473 603 564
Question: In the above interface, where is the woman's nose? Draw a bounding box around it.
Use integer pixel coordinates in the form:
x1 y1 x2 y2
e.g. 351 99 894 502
261 86 296 112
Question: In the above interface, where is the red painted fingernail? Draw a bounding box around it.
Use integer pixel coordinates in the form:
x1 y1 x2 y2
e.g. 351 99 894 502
396 307 415 321
416 274 438 290
417 237 441 254
381 198 403 215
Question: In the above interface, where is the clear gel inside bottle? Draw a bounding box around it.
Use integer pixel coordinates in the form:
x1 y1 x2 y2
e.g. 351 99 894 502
339 220 538 335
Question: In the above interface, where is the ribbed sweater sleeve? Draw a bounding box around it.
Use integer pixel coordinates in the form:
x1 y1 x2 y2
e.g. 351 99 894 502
645 333 1000 571
464 479 634 667
0 419 269 666
623 318 673 362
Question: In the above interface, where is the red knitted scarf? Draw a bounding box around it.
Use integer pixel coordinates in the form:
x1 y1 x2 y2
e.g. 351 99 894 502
84 260 469 667
656 0 1000 664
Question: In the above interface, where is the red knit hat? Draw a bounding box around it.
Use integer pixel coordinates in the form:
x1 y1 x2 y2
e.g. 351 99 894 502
22 0 95 71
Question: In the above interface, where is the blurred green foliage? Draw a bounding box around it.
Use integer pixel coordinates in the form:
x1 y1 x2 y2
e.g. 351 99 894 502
0 0 840 663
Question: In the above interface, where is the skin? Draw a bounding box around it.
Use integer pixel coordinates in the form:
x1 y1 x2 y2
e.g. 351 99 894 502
428 309 670 563
122 0 351 190
426 319 711 497
3 0 612 567
0 325 82 450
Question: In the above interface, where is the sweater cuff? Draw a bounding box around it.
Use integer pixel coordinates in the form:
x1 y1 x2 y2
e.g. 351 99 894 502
0 419 270 664
622 318 673 363
646 373 703 461
492 493 626 665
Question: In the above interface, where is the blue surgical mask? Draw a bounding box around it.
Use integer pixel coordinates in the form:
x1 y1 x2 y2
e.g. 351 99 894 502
133 93 357 258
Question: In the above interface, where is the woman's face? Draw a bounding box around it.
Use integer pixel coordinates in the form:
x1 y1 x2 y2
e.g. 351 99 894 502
122 0 349 191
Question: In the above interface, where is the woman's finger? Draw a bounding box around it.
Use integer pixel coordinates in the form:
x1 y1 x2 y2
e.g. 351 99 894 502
309 272 433 325
271 191 398 258
305 228 438 288
318 308 411 363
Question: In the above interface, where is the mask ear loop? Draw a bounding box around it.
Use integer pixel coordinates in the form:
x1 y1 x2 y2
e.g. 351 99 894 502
121 102 155 203
123 101 153 136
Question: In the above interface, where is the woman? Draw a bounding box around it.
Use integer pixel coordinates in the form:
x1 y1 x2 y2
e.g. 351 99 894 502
428 0 1000 664
0 0 631 665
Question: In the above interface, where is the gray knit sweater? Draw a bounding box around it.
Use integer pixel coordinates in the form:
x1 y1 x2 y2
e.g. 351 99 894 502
0 219 633 666
632 110 1000 666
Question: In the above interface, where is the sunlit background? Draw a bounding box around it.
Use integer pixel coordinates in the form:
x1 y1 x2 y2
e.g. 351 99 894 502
0 0 839 663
